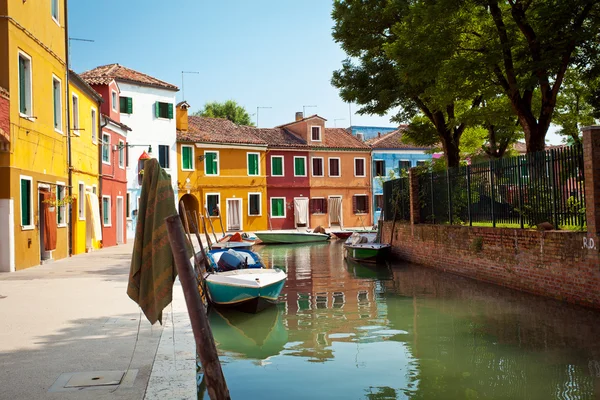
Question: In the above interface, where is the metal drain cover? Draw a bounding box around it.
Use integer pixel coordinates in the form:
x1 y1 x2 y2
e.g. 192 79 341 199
64 371 124 388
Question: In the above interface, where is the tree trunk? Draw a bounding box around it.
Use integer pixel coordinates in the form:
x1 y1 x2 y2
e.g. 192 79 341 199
440 135 460 168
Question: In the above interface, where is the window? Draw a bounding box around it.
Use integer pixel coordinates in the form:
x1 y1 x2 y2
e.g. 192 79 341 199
206 194 220 217
310 198 327 214
270 197 285 218
312 157 324 177
126 192 131 219
72 94 79 135
271 156 284 176
102 196 111 226
118 140 124 168
57 183 66 226
102 133 110 164
20 176 33 228
52 76 62 132
78 183 85 220
91 109 97 143
51 0 59 22
399 160 411 174
204 151 219 175
294 157 306 177
181 145 194 171
375 195 384 211
119 96 133 114
155 102 174 119
329 158 340 177
416 160 428 167
375 160 385 177
311 126 321 141
111 91 117 112
353 195 369 214
355 158 366 177
248 193 261 216
18 52 32 116
125 144 129 167
247 153 259 176
158 145 170 169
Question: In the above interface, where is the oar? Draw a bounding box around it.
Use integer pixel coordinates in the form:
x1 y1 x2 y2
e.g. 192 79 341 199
204 206 219 244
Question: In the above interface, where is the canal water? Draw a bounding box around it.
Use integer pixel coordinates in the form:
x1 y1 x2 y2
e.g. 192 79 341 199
198 241 600 399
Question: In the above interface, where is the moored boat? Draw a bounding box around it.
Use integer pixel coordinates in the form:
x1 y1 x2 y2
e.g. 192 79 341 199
343 232 391 264
332 231 353 240
253 230 330 244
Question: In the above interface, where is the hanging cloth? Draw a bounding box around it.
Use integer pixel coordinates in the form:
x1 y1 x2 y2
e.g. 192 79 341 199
328 197 342 226
294 198 308 225
41 191 57 251
86 192 103 241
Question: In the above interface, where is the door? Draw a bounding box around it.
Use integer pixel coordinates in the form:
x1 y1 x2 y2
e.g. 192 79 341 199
116 196 124 244
293 198 309 228
328 196 343 228
226 199 242 231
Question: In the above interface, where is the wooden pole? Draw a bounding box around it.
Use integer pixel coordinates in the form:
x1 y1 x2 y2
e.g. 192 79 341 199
179 201 200 273
200 214 213 249
217 206 225 238
187 210 212 274
205 207 219 243
165 215 231 400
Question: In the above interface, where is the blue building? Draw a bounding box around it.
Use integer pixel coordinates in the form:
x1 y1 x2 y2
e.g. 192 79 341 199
366 128 432 222
350 126 398 141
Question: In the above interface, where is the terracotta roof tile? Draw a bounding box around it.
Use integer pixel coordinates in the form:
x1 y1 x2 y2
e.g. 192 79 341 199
80 64 178 91
276 114 326 128
366 127 432 150
252 128 309 148
320 128 370 150
512 141 527 154
177 116 267 146
0 87 8 99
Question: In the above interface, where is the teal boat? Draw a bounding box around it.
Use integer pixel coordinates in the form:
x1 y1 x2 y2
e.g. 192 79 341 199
343 232 391 264
254 230 330 244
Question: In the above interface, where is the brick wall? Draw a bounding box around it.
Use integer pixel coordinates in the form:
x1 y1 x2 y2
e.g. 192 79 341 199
0 87 9 144
382 222 600 308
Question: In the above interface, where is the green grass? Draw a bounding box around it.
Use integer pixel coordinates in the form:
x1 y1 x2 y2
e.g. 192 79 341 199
465 221 587 231
468 222 523 229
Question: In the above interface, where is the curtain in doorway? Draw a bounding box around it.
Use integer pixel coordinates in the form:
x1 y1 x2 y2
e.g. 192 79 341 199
41 191 57 251
294 198 308 226
328 197 342 226
227 200 240 230
86 192 103 241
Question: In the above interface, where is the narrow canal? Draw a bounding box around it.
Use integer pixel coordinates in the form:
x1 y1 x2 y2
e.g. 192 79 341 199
198 241 600 399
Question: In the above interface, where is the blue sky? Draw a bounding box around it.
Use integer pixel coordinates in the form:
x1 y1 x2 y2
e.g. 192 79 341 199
69 0 561 142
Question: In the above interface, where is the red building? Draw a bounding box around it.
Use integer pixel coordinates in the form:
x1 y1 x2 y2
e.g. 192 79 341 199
84 78 131 247
253 128 310 230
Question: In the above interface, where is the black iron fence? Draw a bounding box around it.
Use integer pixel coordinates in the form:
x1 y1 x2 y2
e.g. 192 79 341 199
416 145 586 228
382 177 410 221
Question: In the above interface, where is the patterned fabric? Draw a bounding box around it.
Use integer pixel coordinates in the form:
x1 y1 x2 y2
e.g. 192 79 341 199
127 158 177 325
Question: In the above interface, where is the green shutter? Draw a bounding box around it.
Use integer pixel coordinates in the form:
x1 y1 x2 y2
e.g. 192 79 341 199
21 179 30 226
295 158 305 176
19 58 26 114
272 157 282 175
248 154 258 175
120 97 126 113
167 103 174 119
53 82 59 128
183 147 191 169
127 97 133 114
272 199 284 217
103 198 109 224
206 153 217 174
154 102 160 118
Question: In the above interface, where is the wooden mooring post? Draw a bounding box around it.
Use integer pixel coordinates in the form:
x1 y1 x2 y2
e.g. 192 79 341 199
165 214 231 400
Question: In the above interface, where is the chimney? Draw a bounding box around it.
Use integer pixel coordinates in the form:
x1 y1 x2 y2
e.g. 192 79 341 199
176 101 190 132
378 132 381 138
356 133 364 142
295 112 304 121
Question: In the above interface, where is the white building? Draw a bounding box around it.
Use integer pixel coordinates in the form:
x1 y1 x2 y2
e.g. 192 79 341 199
80 64 179 239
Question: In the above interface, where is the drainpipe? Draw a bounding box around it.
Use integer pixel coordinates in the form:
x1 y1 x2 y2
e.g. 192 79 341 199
64 0 72 256
98 114 107 246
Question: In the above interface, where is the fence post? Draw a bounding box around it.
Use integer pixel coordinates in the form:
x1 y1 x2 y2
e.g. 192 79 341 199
549 149 559 228
516 157 524 229
447 168 453 225
409 168 420 225
582 126 600 235
490 160 496 228
430 171 435 224
466 165 472 227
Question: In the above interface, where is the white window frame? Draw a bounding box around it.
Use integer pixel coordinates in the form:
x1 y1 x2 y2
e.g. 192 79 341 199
18 51 33 119
78 182 85 220
51 0 60 25
354 157 366 177
91 108 97 144
19 175 34 230
126 192 132 220
204 150 220 176
102 195 112 227
56 181 67 227
374 159 385 177
270 197 286 219
181 144 195 171
328 157 341 178
271 155 284 177
118 139 125 168
51 74 62 133
311 197 326 215
111 90 118 112
205 193 221 217
102 133 111 165
293 156 307 177
158 144 170 170
416 160 428 167
310 125 322 142
246 152 260 176
248 192 262 216
71 93 80 135
354 194 369 215
311 157 324 177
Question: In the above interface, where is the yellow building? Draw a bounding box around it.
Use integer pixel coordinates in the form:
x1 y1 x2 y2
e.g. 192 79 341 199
68 71 102 254
0 0 69 270
175 102 268 234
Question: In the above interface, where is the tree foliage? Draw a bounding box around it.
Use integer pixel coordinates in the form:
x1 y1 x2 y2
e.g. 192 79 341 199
193 100 255 126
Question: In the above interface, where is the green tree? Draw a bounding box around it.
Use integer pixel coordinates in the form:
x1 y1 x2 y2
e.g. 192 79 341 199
193 100 255 126
554 68 597 145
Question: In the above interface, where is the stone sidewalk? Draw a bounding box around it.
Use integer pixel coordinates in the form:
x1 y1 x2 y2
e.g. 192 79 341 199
0 243 196 400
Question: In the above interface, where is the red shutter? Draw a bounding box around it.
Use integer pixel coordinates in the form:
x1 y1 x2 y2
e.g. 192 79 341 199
323 198 328 213
352 195 357 213
309 199 315 214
